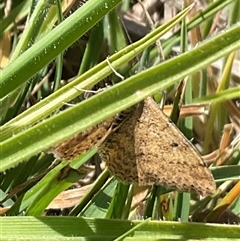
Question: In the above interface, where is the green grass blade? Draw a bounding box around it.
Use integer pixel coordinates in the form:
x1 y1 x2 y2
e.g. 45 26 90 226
0 0 123 98
0 4 191 140
0 23 239 172
1 217 240 240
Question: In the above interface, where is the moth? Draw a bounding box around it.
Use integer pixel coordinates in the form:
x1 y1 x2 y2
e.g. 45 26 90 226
51 97 216 196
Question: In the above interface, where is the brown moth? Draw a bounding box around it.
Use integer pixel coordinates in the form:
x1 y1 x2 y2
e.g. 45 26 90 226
99 97 216 196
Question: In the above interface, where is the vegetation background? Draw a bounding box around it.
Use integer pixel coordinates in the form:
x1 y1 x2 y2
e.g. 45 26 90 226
0 0 240 240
